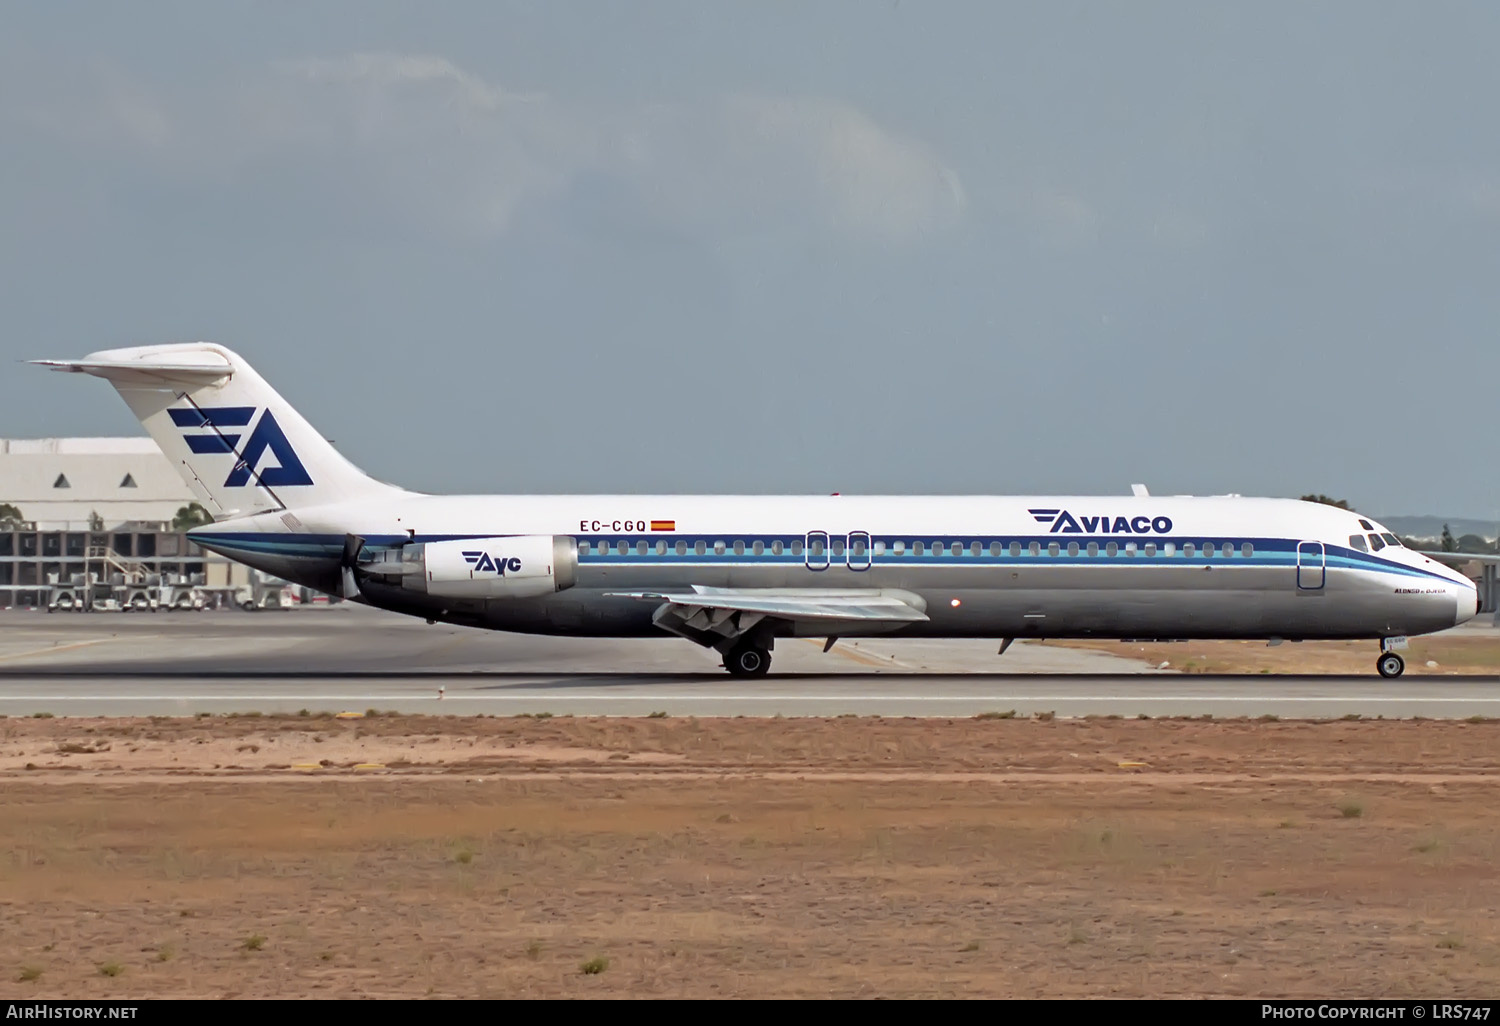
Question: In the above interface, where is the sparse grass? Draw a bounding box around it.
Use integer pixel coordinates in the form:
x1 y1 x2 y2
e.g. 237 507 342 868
1066 925 1088 945
648 711 668 718
1034 711 1055 721
1414 838 1442 854
534 712 553 720
453 847 475 865
319 951 334 962
1437 935 1465 950
155 944 174 962
1259 889 1277 897
1342 713 1362 721
959 941 981 952
18 965 42 982
242 934 266 952
98 962 123 977
1278 820 1296 829
298 709 310 717
975 710 1016 720
1338 800 1364 819
525 940 543 961
1136 714 1150 720
1466 715 1489 724
580 956 609 975
31 712 53 719
1256 714 1279 723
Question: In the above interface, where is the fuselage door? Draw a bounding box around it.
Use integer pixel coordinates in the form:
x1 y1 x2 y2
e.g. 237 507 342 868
847 531 872 571
805 531 830 571
1297 541 1326 590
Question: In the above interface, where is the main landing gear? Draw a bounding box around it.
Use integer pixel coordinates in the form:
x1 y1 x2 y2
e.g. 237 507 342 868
1376 651 1405 679
723 640 772 678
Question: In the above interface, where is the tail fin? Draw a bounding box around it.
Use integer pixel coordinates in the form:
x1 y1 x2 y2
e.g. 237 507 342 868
33 343 403 519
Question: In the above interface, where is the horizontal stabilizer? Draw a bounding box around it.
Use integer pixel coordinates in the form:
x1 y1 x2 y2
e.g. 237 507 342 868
1419 550 1500 567
30 351 233 387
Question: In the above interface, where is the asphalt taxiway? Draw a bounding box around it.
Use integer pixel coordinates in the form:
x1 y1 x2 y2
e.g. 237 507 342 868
1 605 1497 718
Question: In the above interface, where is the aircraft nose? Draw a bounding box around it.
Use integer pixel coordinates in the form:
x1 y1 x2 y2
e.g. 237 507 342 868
1456 585 1480 626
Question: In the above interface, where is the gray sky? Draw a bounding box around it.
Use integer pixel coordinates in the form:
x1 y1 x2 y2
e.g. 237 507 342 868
3 2 1497 518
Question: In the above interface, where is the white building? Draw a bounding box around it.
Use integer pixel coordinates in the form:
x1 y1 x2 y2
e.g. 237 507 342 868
0 438 197 530
0 438 277 608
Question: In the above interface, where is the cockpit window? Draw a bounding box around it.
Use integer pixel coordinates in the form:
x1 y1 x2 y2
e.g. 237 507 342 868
1348 534 1368 552
1358 519 1373 530
1368 534 1385 552
1381 533 1400 547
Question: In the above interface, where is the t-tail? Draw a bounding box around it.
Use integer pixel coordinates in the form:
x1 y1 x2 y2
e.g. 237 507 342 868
32 343 405 519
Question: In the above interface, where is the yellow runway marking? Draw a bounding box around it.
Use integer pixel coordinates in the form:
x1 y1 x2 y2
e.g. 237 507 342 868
0 638 115 664
803 639 899 669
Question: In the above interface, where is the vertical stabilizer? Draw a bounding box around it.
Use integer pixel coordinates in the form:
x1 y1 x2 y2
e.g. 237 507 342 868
33 343 402 519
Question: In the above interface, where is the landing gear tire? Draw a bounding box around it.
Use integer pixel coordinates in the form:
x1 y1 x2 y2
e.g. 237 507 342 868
1377 652 1405 679
724 643 771 678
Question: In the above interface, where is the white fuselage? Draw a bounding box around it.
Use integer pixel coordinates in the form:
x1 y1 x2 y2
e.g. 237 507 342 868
189 492 1480 641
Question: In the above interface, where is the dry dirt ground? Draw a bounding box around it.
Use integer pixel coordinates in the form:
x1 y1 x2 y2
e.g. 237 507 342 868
1049 634 1500 675
3 713 1500 998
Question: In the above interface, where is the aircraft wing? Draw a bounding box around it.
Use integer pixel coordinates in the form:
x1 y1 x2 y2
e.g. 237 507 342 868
606 585 930 623
1419 551 1500 567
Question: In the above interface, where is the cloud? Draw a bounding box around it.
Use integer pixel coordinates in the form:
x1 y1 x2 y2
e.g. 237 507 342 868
5 52 966 243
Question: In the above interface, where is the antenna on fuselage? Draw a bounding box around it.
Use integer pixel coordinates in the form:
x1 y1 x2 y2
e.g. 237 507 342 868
1131 483 1149 497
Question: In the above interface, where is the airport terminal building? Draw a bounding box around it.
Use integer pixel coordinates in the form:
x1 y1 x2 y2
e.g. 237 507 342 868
0 438 295 610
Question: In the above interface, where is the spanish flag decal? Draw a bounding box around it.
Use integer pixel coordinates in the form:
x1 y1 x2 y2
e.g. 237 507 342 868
651 520 676 531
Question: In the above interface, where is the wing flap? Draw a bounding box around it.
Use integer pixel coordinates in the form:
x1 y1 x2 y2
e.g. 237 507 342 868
605 586 929 623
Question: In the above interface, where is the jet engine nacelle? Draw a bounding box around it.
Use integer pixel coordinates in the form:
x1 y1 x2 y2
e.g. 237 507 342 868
368 535 577 600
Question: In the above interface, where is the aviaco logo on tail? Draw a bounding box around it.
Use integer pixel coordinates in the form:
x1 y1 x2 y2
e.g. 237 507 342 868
169 407 313 487
463 551 522 575
1029 509 1174 534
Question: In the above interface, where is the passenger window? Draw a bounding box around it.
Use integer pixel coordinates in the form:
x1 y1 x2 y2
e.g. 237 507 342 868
970 541 982 556
636 540 647 555
873 541 886 555
808 539 822 556
695 541 707 556
832 538 845 556
1368 534 1385 552
733 540 745 555
579 541 592 555
617 541 630 555
1106 542 1118 556
1202 542 1214 557
675 541 687 555
893 540 906 555
1241 542 1253 557
1144 543 1156 556
1164 542 1176 556
851 538 867 556
1009 541 1021 558
1028 542 1040 556
1086 542 1098 557
791 540 803 555
1183 543 1195 557
913 541 925 555
751 540 764 555
655 540 666 555
771 540 783 555
1047 542 1060 556
1066 542 1079 557
989 541 1002 556
1125 542 1137 556
933 540 944 555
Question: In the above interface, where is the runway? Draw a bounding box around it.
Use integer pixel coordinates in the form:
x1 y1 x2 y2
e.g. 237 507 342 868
2 606 1498 718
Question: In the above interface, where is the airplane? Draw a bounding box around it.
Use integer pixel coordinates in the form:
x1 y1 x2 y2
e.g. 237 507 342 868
34 343 1481 679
